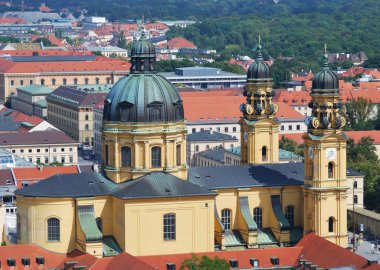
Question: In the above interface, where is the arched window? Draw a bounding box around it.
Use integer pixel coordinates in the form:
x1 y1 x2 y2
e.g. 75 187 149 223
151 146 161 168
105 144 109 166
96 217 103 233
85 124 89 131
85 114 89 121
47 218 60 241
262 146 267 162
163 213 176 240
40 79 45 85
73 78 78 84
221 209 231 230
84 78 89 84
176 145 181 166
121 146 131 167
354 195 358 205
253 207 263 228
52 78 56 85
95 77 100 84
328 217 334 233
150 107 161 122
328 162 334 178
10 80 14 86
285 205 295 227
63 78 67 85
353 181 358 189
195 145 199 152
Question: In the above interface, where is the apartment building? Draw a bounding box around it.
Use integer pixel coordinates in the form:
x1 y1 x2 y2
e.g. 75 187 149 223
46 86 106 145
10 84 53 118
0 54 130 102
0 131 79 165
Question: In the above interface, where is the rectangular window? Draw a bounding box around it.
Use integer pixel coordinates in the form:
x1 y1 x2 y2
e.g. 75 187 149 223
69 156 73 163
11 149 15 153
53 156 57 162
224 127 229 132
29 149 32 153
61 157 65 163
281 125 284 131
61 148 65 152
45 157 49 163
163 213 176 240
45 149 49 152
36 157 41 164
20 149 24 153
28 157 32 162
69 147 73 152
296 125 300 130
289 125 293 131
233 127 237 132
37 149 40 153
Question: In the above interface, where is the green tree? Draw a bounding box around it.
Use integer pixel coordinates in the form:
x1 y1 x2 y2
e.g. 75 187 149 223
203 61 246 74
347 137 378 164
117 31 127 49
279 136 297 153
345 97 375 130
180 254 229 270
0 36 20 43
33 37 56 47
363 55 380 68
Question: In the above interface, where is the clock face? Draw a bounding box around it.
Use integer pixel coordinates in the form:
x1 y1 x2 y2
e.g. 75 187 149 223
308 146 313 159
325 148 337 161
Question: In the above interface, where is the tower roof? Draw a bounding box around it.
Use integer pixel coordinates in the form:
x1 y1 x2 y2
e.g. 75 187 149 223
247 45 272 81
311 54 339 92
103 33 184 123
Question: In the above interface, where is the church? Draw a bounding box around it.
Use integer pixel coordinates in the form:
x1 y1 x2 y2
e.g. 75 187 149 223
15 34 349 257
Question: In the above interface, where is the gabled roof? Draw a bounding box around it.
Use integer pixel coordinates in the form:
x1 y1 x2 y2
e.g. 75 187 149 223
297 233 380 269
188 163 304 190
16 171 215 200
16 84 53 96
197 148 226 164
0 131 77 146
166 37 196 49
113 172 215 200
47 86 107 107
138 247 303 269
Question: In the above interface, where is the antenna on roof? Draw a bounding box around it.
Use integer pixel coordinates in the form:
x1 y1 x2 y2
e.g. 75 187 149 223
324 43 327 54
258 34 261 46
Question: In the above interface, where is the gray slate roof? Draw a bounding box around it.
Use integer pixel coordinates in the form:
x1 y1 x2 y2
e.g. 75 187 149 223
0 131 77 146
187 130 237 142
16 171 215 199
197 148 225 163
188 163 305 190
47 86 107 108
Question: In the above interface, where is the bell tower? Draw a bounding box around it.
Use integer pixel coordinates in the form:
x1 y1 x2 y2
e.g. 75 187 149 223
239 44 279 164
303 51 348 247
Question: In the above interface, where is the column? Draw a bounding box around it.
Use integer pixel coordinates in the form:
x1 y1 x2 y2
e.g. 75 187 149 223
144 141 149 169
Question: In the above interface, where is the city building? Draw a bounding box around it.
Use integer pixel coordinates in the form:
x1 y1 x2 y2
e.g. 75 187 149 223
10 84 53 118
160 67 246 90
84 45 128 58
0 55 130 103
0 131 79 165
186 130 239 166
0 106 58 132
46 86 107 145
15 38 350 258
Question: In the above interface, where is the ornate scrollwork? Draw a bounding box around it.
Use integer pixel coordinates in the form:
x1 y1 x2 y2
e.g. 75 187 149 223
312 117 320 128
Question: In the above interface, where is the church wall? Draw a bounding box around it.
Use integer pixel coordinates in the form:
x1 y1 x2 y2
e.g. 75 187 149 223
112 197 126 251
122 196 215 256
216 186 303 231
16 196 76 254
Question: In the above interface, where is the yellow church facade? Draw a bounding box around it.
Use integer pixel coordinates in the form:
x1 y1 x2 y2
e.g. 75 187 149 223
15 38 349 257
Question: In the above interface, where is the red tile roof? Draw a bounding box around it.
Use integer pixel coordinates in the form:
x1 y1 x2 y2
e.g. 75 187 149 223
282 130 380 145
31 35 66 46
0 57 131 73
181 93 304 122
0 49 93 56
166 37 197 49
0 18 27 25
100 253 156 270
13 165 79 188
138 247 303 269
297 233 380 269
273 90 312 106
0 244 67 270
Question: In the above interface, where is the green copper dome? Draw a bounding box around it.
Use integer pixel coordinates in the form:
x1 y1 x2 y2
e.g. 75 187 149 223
103 34 184 123
247 45 272 80
312 54 339 92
